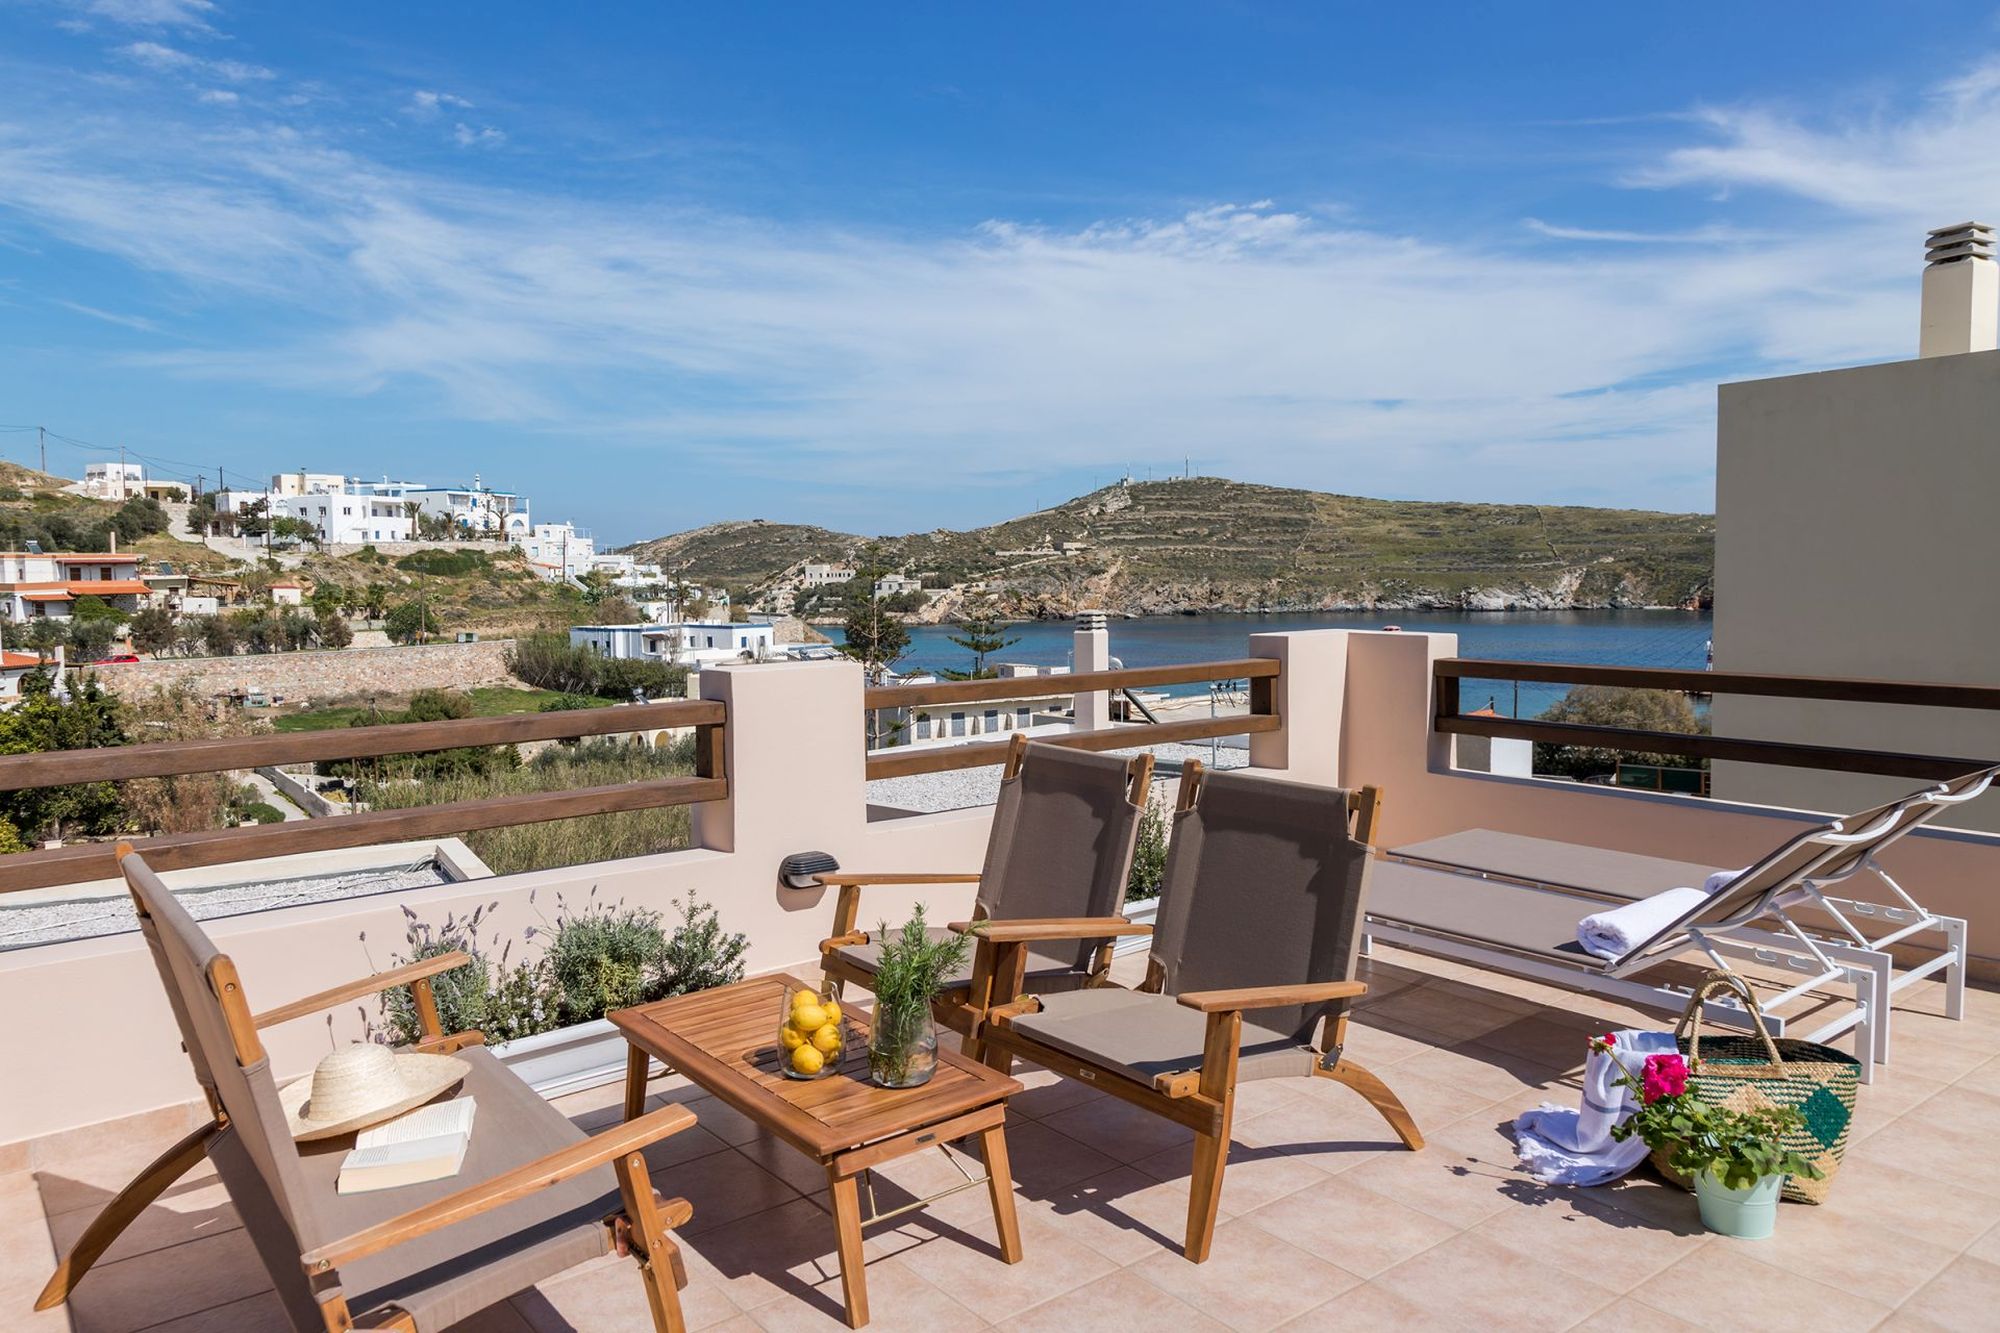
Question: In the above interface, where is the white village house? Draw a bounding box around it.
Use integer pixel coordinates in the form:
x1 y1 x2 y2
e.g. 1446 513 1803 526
0 549 145 623
570 620 776 667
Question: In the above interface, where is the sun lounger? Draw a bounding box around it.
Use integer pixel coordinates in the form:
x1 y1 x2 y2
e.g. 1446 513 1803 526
1366 810 1898 1081
1387 765 1993 1063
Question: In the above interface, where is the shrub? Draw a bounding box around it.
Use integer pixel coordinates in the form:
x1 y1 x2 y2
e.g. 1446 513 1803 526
541 891 666 1026
313 612 353 649
396 549 490 577
1127 798 1169 901
506 631 686 700
240 801 286 824
656 892 749 996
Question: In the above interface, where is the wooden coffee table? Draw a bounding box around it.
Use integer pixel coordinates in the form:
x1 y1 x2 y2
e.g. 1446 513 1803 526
611 973 1025 1328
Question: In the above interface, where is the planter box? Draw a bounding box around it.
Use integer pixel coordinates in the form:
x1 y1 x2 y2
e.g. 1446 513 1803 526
1114 896 1160 957
491 1017 663 1099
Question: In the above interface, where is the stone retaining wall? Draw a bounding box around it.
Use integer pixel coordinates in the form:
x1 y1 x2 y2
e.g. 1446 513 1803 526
90 639 516 702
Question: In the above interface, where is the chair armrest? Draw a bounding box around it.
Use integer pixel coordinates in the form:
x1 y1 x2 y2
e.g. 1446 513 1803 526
950 917 1152 943
253 952 473 1030
1176 980 1367 1014
299 1102 698 1274
815 872 982 887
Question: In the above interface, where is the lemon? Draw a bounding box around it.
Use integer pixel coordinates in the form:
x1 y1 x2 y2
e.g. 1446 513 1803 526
822 1000 843 1025
793 1002 828 1032
780 1025 805 1050
791 988 820 1011
811 1023 843 1055
790 1044 825 1076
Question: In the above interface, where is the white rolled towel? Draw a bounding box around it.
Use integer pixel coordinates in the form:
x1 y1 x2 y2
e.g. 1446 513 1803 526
1577 887 1710 961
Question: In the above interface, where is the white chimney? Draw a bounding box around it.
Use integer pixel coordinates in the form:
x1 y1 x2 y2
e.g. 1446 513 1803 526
1919 221 1998 357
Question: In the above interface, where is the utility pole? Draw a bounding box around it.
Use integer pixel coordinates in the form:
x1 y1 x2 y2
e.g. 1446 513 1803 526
119 444 128 499
37 426 45 474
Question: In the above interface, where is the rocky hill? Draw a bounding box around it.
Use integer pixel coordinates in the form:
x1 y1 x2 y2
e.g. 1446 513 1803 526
624 478 1714 616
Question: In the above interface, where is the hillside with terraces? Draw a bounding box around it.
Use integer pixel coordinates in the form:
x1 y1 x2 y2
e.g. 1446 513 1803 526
626 477 1715 616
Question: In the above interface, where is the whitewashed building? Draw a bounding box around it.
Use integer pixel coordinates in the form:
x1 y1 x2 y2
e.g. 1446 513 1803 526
80 462 145 499
800 563 855 587
571 621 777 667
0 550 146 623
359 476 530 535
513 522 595 581
874 573 921 598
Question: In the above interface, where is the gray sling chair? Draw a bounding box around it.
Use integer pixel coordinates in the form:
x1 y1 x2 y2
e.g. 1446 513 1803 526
1385 763 1995 1065
1365 804 1910 1083
818 734 1153 1034
39 846 700 1333
963 764 1422 1263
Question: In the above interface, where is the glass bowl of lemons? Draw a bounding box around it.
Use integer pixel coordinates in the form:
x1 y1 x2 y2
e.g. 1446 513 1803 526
778 983 846 1080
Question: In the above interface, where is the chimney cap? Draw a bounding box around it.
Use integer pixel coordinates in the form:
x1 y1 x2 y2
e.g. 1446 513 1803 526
1926 222 1996 266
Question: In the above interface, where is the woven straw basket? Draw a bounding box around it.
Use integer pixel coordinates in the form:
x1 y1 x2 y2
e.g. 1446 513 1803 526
1649 971 1859 1205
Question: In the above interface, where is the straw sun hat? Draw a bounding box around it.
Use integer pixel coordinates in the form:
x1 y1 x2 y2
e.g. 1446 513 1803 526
279 1043 469 1141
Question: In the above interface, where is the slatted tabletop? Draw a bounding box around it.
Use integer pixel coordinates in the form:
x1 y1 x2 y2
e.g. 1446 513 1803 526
611 973 1022 1161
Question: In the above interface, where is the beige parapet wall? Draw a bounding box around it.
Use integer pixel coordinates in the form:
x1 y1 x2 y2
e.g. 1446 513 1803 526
5 633 1998 1148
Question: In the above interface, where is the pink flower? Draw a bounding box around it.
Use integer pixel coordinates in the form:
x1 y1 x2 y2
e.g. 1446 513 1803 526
1640 1053 1689 1104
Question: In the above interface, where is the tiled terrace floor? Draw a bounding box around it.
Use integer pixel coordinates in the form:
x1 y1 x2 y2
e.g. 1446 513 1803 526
8 945 2000 1332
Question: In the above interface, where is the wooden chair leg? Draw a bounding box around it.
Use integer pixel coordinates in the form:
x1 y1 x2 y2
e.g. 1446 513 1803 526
624 1042 651 1122
1315 1059 1424 1150
1184 1011 1241 1263
614 1149 690 1333
37 1117 222 1310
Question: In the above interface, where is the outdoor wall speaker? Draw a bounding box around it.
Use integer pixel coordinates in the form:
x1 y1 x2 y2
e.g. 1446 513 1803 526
779 851 839 890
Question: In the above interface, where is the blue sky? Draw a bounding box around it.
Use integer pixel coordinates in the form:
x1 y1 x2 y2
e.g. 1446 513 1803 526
1 2 1995 543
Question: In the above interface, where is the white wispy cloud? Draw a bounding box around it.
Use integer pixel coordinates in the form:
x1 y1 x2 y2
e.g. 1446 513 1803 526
52 298 159 332
451 123 505 149
1 46 1993 516
406 89 473 118
70 0 218 32
116 40 272 83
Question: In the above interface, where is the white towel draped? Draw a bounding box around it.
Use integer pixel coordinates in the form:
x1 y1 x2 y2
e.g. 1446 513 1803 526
1576 887 1709 961
1513 1028 1677 1186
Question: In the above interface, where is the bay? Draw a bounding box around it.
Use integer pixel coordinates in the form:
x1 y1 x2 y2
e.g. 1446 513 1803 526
832 609 1713 720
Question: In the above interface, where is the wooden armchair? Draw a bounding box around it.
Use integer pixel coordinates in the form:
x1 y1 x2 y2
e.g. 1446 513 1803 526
966 765 1422 1262
40 847 700 1332
817 734 1152 1033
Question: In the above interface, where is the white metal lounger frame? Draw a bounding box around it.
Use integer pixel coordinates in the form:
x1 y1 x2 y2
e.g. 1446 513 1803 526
1782 767 1991 1063
1365 814 1899 1082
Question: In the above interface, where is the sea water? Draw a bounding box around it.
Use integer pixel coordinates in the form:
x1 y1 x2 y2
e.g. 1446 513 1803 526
841 609 1713 720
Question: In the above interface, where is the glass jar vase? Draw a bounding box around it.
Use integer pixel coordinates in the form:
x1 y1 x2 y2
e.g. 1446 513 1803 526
777 982 844 1080
868 1002 938 1088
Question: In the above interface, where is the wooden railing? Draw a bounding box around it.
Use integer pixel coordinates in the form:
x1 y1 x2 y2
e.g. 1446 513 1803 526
862 658 1281 780
1435 658 2000 783
0 699 728 894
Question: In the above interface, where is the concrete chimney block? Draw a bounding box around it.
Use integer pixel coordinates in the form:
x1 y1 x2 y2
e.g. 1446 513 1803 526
1920 221 1998 358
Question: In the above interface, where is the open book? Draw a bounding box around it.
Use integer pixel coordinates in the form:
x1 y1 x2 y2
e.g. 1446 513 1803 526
337 1098 477 1195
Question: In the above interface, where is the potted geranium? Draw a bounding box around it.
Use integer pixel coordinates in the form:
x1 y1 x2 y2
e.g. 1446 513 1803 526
1600 1036 1823 1239
866 905 971 1088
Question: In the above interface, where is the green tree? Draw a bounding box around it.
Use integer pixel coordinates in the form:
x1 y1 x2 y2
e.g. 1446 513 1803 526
940 598 1019 680
836 575 910 682
0 674 126 841
66 617 117 662
313 612 353 649
24 619 65 658
196 614 240 657
1533 685 1708 781
128 605 179 658
67 595 125 623
361 582 391 619
384 600 432 644
309 584 343 618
